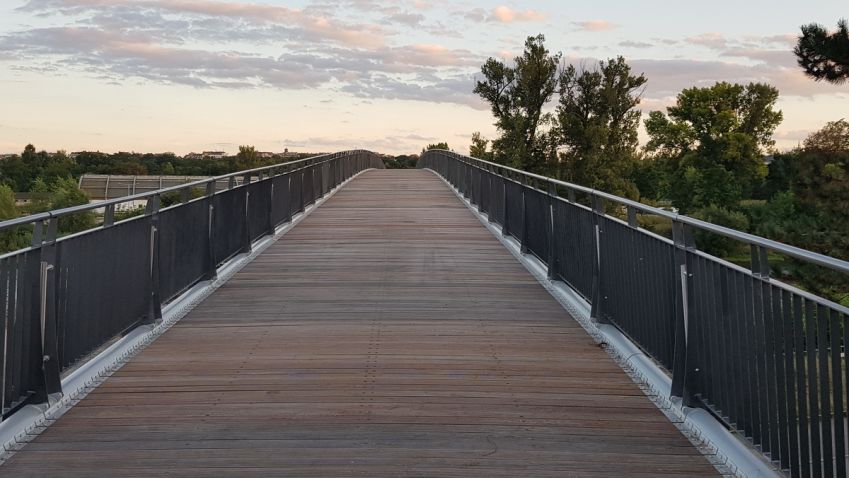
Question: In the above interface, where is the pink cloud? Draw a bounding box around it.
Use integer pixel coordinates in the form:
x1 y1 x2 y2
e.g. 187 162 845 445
490 6 545 23
572 20 617 32
685 32 727 49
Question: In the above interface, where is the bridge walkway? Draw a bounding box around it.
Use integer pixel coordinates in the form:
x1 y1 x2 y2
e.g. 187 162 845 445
0 169 718 476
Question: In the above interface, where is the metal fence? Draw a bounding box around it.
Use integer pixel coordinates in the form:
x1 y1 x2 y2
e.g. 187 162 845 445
0 150 384 419
419 149 849 478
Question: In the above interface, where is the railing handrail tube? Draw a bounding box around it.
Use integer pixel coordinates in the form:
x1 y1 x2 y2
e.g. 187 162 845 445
430 149 849 276
0 150 365 232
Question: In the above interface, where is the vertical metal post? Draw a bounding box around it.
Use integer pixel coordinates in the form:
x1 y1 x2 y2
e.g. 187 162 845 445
520 178 529 254
501 174 509 238
241 174 252 254
143 194 162 325
750 245 770 279
203 182 218 281
546 182 557 280
590 195 607 323
103 204 115 228
267 177 276 237
35 217 61 402
670 220 697 402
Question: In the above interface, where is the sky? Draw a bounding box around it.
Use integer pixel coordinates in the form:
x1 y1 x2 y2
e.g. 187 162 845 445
0 0 847 156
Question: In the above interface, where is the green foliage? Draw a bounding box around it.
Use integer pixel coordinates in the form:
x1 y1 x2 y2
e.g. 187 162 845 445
114 206 146 222
423 142 449 153
235 145 259 171
795 19 849 84
474 34 560 173
48 177 95 234
0 185 30 252
644 82 782 212
384 155 418 169
161 188 206 208
632 157 671 201
556 56 646 198
691 205 749 257
469 132 492 160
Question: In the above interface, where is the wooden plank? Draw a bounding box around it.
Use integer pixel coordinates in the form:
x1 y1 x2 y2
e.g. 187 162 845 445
0 170 718 476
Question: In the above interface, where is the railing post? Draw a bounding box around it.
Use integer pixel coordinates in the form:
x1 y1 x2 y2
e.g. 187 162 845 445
143 194 162 325
520 178 529 254
590 195 607 323
501 173 509 238
32 217 62 403
670 220 697 403
203 182 218 281
266 174 276 237
241 173 252 254
547 182 557 280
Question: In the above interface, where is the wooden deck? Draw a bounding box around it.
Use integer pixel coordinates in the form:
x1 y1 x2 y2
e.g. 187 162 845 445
0 169 718 477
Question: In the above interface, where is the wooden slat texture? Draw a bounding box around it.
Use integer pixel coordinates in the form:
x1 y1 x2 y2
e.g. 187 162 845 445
1 169 718 476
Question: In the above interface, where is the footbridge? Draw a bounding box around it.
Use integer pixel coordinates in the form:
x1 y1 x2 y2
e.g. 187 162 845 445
0 150 845 477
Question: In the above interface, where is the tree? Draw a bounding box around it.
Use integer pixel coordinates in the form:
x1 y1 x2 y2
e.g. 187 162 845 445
644 82 783 212
557 56 647 198
474 34 561 173
0 185 28 253
235 145 258 170
795 19 849 84
422 142 449 154
469 132 492 160
803 118 849 153
49 177 95 234
161 162 176 175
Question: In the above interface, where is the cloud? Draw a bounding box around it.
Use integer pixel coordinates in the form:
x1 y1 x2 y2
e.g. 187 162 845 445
1 0 486 108
685 32 727 49
572 20 617 32
20 0 388 49
490 6 545 23
619 40 654 49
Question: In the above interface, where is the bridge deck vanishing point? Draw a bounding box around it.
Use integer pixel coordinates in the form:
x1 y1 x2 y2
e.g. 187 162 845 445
0 169 719 477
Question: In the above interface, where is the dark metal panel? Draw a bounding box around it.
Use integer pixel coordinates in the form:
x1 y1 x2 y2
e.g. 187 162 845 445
54 218 151 371
522 185 550 265
271 174 292 227
158 199 209 302
213 187 248 266
248 179 274 242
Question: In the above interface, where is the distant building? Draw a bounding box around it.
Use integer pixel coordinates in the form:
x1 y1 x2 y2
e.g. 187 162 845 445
0 153 16 160
281 148 299 159
184 152 203 160
258 152 275 159
202 151 227 160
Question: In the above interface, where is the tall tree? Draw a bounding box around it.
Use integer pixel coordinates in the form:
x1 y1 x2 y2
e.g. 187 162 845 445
557 56 646 198
469 132 492 160
644 82 783 212
235 145 258 170
474 34 561 173
795 19 849 84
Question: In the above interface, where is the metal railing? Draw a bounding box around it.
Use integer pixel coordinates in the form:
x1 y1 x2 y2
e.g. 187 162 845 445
419 149 848 478
0 150 384 419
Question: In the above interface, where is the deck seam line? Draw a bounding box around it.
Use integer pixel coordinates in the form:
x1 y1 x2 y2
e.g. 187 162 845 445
0 168 375 464
424 168 781 478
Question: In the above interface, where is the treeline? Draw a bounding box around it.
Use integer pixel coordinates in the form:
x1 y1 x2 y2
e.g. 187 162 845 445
0 144 311 194
0 145 313 253
470 34 849 305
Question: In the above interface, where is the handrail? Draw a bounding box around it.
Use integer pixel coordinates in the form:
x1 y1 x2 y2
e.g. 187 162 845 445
0 150 366 233
428 149 849 275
